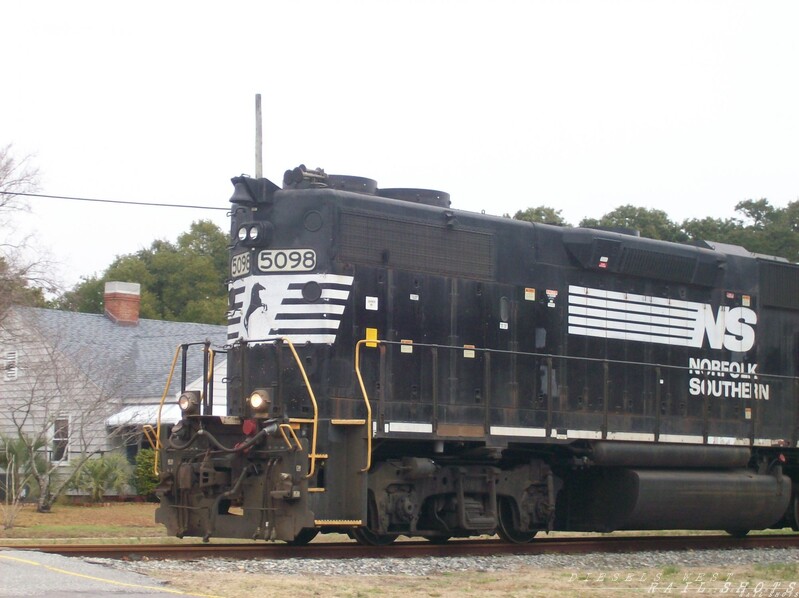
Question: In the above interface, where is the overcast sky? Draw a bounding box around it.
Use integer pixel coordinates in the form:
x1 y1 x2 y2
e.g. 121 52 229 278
2 1 798 290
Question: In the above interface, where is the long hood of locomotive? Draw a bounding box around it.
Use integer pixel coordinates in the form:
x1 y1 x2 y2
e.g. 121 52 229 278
225 177 799 450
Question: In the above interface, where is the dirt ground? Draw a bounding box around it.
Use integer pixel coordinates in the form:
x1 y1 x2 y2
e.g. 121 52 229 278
2 503 799 597
151 565 799 598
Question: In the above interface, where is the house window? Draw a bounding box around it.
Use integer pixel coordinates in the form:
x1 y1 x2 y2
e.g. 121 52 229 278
52 417 70 462
3 351 18 381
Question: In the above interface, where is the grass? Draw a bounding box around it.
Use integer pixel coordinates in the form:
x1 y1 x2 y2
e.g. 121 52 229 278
0 501 165 542
754 563 799 580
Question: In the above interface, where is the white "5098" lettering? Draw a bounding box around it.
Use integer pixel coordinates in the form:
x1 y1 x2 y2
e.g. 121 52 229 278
258 249 316 272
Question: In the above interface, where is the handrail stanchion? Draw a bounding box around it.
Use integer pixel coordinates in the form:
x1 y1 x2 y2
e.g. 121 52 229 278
354 339 374 473
281 337 321 479
205 347 215 415
154 344 184 476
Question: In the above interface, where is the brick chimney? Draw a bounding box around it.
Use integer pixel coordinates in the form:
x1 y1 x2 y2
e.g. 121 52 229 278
104 282 141 326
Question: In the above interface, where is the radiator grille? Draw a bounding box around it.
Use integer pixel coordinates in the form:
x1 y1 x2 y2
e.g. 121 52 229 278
760 261 799 310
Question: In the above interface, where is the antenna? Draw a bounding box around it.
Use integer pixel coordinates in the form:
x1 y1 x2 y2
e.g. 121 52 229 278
255 94 263 179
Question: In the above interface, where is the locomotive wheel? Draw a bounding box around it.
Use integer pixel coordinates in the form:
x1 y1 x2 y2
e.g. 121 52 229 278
789 493 799 532
350 494 397 546
496 497 538 544
424 535 451 544
350 526 397 546
286 528 319 546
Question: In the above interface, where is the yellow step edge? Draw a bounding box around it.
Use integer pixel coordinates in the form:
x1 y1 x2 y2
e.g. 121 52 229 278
314 519 362 526
331 419 367 425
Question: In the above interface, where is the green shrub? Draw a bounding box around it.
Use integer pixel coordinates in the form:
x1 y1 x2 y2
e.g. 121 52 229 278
71 454 131 502
132 449 159 499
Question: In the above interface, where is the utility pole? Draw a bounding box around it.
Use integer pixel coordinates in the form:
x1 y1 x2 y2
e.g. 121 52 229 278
255 94 263 178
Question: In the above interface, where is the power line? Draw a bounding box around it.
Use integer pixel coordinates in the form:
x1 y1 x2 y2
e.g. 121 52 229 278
0 190 229 211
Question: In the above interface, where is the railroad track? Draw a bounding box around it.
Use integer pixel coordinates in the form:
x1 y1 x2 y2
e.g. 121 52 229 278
3 534 799 560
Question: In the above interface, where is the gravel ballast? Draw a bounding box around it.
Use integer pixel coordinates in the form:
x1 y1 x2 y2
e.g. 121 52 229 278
91 548 799 577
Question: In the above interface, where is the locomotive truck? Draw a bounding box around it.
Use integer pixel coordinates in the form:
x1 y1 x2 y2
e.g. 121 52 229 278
155 165 799 544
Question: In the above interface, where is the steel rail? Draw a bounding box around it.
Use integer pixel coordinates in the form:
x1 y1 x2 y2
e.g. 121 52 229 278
4 534 799 561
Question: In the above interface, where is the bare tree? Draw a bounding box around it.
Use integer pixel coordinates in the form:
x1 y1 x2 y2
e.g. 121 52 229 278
0 434 46 528
0 143 38 211
0 309 140 518
0 144 43 527
0 143 46 324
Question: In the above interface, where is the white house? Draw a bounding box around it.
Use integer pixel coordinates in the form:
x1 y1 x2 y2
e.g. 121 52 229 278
0 282 227 469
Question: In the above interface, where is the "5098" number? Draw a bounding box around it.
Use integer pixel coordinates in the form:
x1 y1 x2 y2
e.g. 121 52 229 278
258 249 316 272
230 252 251 278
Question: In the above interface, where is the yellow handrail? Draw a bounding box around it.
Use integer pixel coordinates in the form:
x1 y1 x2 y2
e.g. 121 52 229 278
206 349 215 385
154 344 183 476
280 337 320 479
354 339 375 472
205 347 215 414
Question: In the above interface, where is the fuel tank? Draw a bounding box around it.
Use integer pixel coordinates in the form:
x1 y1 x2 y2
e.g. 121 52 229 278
559 468 791 532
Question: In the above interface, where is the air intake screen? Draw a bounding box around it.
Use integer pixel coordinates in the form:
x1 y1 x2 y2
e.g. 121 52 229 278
339 212 494 280
619 247 697 284
760 261 799 310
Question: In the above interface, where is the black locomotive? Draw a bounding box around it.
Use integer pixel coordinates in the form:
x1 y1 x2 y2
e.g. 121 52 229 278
155 165 799 544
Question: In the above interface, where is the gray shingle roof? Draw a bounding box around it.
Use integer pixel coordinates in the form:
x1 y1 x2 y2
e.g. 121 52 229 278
18 307 226 401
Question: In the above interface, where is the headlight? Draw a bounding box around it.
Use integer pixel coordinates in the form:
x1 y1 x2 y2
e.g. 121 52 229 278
236 221 272 246
248 389 271 414
177 391 201 415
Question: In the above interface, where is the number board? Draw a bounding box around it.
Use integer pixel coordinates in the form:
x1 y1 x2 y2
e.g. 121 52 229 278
230 252 251 278
258 249 317 272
